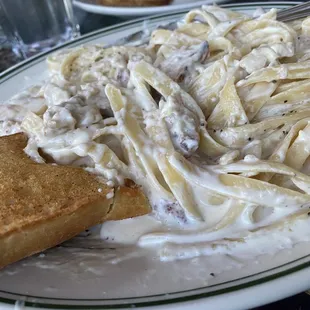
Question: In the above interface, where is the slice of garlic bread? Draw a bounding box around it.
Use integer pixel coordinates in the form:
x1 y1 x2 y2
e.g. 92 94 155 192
0 133 150 268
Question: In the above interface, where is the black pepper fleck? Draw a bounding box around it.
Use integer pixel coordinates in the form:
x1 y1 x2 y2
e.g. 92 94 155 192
284 100 288 103
213 129 216 133
220 129 223 132
282 113 285 116
272 80 277 83
248 137 252 141
210 273 215 277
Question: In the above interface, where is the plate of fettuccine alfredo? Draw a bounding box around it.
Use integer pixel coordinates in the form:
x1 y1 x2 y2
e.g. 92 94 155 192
1 2 310 310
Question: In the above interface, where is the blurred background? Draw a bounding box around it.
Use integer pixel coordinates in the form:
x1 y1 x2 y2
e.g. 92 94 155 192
0 0 296 72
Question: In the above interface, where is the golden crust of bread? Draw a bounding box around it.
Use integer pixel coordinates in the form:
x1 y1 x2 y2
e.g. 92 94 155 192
95 0 171 7
0 133 150 268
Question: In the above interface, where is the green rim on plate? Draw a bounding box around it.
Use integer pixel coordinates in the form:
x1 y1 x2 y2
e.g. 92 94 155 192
1 2 308 309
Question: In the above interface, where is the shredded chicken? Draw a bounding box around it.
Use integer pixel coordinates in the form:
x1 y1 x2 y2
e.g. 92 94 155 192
43 96 102 136
155 41 209 82
160 94 200 157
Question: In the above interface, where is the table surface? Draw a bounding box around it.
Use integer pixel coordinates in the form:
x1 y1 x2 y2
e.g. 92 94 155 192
1 0 310 308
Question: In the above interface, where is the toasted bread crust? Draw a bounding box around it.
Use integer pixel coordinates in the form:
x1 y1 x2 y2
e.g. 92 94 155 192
95 0 171 7
105 184 150 221
0 133 150 268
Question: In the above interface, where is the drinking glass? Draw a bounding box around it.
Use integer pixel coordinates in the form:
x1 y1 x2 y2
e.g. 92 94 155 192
0 0 80 58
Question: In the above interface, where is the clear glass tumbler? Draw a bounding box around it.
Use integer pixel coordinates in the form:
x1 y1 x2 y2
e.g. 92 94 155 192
0 0 80 58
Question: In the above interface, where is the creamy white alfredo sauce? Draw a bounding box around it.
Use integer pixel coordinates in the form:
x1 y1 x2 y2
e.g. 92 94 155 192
2 6 310 265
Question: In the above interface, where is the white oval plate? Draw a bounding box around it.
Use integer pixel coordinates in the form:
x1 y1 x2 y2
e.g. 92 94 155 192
1 2 309 310
73 0 226 17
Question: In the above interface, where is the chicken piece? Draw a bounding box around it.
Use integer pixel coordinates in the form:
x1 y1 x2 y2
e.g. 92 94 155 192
160 94 200 157
155 41 209 82
62 45 154 88
43 96 102 136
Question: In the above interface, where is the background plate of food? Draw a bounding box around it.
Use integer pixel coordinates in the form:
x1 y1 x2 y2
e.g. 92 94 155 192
73 0 227 17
